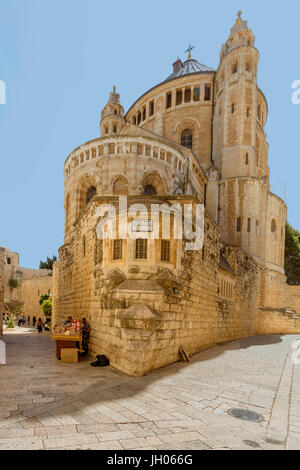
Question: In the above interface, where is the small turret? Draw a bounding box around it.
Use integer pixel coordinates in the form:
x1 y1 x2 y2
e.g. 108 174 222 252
100 86 125 137
220 10 255 61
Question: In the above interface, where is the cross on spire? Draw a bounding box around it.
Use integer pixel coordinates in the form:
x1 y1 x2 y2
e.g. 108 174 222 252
185 44 195 59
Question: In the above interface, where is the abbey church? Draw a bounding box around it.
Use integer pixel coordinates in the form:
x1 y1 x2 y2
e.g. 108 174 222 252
52 12 300 376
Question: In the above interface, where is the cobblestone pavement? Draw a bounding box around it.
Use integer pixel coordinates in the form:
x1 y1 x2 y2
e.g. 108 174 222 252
0 327 300 450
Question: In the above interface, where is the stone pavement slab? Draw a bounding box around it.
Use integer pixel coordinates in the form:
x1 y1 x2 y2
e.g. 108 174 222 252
1 327 300 450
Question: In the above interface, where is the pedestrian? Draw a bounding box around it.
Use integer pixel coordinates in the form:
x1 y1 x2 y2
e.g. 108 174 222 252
32 316 37 327
37 318 43 334
27 315 30 326
81 318 91 355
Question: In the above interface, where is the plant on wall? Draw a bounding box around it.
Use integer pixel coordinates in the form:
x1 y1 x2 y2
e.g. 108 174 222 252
8 277 21 291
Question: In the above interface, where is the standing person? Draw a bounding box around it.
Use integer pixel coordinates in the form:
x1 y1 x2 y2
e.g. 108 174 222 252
32 316 37 327
37 318 43 334
27 315 31 326
81 318 91 355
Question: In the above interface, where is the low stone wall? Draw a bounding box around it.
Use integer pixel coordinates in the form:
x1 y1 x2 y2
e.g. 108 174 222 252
287 285 300 314
256 308 300 335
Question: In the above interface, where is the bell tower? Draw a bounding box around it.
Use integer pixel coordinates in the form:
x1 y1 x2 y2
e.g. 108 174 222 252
212 12 270 264
213 11 263 179
100 86 125 137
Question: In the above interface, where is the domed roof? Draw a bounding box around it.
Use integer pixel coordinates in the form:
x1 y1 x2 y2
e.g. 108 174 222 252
165 57 214 82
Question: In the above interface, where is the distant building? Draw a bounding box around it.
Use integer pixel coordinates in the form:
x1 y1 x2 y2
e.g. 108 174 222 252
0 247 52 333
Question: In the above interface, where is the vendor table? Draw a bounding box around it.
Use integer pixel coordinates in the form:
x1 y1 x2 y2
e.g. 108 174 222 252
52 334 81 359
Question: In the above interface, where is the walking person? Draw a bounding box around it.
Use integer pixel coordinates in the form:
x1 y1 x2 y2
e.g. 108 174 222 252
37 318 43 334
32 316 37 327
27 315 31 326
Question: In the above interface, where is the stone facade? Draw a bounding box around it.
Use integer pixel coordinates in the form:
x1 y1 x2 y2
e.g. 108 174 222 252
53 13 300 376
21 277 52 321
0 246 52 331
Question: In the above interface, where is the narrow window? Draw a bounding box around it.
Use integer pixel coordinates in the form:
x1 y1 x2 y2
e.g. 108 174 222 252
161 240 170 262
193 87 200 102
231 103 235 114
271 219 277 233
247 218 251 233
149 100 154 116
237 217 241 232
7 257 11 265
232 62 238 74
247 107 250 118
176 90 182 105
142 107 146 121
86 186 96 205
256 220 259 235
246 153 249 165
246 59 251 71
184 88 191 103
82 235 86 257
138 112 142 124
113 126 117 133
181 129 193 149
136 239 148 259
133 116 136 125
204 85 211 101
166 93 172 109
113 240 122 260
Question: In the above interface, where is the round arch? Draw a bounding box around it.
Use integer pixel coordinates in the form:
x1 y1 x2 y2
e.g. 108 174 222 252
142 171 167 196
112 176 129 196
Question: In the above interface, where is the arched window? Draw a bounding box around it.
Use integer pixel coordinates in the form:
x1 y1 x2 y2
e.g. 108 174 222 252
236 217 241 232
271 219 277 233
144 185 157 196
113 177 128 196
86 186 96 205
181 129 193 149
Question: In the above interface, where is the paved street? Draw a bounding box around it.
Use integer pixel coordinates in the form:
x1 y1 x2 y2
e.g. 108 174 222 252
1 327 300 450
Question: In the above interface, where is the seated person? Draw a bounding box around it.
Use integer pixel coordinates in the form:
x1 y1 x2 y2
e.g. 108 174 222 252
64 316 73 327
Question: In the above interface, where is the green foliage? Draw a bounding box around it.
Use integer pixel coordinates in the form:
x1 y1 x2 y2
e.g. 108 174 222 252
2 298 24 317
8 277 21 290
41 297 52 317
39 256 57 270
39 294 49 306
285 223 300 285
6 317 15 329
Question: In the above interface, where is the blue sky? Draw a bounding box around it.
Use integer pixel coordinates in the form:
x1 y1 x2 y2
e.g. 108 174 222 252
0 0 299 268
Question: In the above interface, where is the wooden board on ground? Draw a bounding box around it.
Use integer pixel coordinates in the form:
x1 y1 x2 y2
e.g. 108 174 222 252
179 346 190 362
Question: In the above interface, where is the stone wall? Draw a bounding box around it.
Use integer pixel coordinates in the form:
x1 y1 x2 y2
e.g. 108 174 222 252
256 309 300 335
53 198 262 376
21 276 53 321
287 285 300 314
0 251 5 335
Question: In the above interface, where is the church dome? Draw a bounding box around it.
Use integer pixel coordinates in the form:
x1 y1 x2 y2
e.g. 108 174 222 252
165 57 214 82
